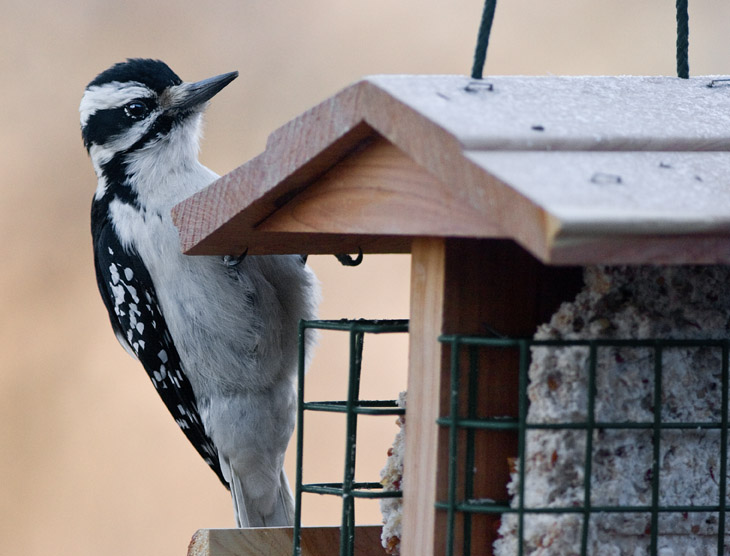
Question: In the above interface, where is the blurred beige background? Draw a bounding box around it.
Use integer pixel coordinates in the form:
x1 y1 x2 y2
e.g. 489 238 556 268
2 1 730 555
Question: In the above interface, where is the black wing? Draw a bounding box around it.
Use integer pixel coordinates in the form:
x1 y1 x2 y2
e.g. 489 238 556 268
92 213 227 487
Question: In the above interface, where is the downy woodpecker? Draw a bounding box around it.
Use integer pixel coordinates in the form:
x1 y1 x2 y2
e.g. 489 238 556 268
81 59 319 527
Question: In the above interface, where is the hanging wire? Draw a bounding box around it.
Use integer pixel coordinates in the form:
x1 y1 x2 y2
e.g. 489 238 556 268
471 0 498 79
472 0 690 80
676 0 690 78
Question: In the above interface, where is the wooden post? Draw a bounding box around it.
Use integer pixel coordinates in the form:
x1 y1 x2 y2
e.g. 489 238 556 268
403 237 448 556
403 238 583 556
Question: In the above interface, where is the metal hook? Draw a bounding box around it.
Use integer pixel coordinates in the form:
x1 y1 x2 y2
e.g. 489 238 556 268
335 248 364 267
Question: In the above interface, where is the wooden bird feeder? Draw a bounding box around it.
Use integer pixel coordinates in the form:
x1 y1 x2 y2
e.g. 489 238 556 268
174 75 730 556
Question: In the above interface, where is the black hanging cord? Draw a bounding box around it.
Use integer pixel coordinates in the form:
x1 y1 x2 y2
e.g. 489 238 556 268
676 0 689 78
471 0 690 80
471 0 498 79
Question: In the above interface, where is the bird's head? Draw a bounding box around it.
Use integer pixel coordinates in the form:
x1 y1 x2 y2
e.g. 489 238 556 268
80 59 237 189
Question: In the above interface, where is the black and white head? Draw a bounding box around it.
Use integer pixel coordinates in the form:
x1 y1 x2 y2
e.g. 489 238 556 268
80 59 237 201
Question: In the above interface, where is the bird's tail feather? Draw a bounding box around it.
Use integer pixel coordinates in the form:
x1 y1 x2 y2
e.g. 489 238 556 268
275 469 295 524
227 464 294 528
230 472 249 528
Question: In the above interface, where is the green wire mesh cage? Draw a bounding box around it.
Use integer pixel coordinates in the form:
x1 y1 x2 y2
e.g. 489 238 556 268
293 319 408 556
438 334 730 556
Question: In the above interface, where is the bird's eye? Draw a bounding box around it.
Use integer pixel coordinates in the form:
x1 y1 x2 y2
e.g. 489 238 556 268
124 102 149 120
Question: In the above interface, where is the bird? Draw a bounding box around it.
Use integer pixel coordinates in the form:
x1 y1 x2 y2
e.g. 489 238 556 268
80 58 319 527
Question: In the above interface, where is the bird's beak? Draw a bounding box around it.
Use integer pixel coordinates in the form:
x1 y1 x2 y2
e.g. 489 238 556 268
169 71 239 113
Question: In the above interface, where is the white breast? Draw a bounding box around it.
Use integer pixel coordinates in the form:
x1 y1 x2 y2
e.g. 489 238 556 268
108 193 319 399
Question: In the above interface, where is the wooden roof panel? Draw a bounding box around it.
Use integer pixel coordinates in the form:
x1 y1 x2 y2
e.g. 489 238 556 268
466 150 730 236
366 75 730 151
173 75 730 264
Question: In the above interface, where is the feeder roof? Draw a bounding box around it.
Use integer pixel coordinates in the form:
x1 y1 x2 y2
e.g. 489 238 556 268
173 75 730 264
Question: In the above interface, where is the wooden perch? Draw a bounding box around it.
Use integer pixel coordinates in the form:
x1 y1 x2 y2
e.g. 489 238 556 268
187 526 384 556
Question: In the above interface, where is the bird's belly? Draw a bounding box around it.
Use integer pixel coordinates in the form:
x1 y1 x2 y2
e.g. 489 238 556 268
113 203 317 396
166 260 299 389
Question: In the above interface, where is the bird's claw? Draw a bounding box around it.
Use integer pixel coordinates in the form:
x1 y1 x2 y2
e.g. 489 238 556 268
223 248 248 267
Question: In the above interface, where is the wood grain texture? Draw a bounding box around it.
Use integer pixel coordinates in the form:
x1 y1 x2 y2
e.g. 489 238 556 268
187 526 384 556
258 137 503 239
173 75 730 264
549 233 730 265
402 238 447 556
403 239 583 556
173 81 376 255
440 240 582 556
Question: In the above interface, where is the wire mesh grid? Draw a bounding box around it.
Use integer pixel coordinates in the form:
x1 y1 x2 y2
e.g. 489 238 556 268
292 319 408 556
437 334 730 556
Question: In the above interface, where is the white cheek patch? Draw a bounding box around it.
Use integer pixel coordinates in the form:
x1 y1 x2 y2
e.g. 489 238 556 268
87 114 161 178
79 81 155 127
